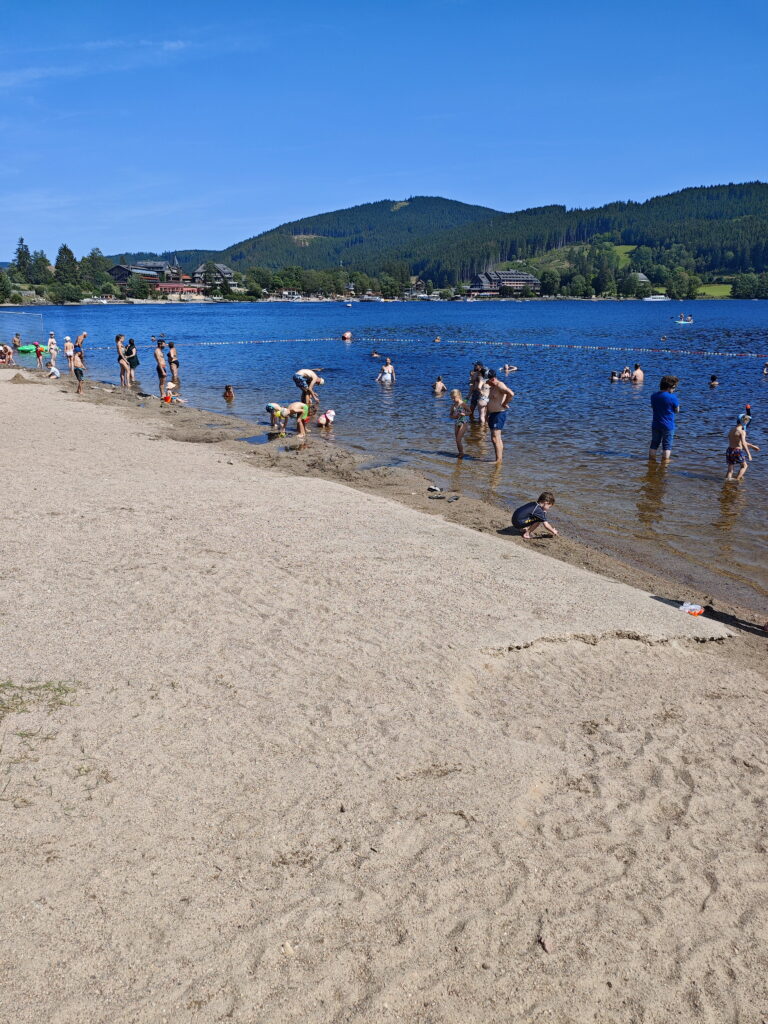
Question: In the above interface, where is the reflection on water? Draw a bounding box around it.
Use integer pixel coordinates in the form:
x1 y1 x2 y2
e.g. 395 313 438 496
9 299 767 609
636 460 670 533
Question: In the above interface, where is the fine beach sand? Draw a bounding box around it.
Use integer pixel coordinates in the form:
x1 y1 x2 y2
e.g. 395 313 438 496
2 369 767 1023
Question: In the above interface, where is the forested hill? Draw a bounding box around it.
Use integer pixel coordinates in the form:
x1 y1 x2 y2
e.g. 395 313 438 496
115 197 502 276
116 183 768 285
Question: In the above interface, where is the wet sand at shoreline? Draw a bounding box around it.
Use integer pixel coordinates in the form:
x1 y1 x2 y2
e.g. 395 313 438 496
2 368 767 1023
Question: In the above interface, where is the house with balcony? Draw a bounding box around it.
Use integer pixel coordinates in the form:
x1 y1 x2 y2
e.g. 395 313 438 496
469 270 541 295
192 263 236 287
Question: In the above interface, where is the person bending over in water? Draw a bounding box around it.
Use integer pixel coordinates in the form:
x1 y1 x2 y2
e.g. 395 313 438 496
317 409 336 428
376 357 395 384
512 492 558 539
433 376 447 395
293 368 324 407
725 413 759 482
266 402 288 432
223 385 235 401
286 400 311 437
449 389 471 457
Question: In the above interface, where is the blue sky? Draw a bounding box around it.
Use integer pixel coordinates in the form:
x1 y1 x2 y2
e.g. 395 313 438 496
2 0 766 259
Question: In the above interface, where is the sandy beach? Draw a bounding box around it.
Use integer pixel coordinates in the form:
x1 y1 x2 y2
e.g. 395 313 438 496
2 368 767 1023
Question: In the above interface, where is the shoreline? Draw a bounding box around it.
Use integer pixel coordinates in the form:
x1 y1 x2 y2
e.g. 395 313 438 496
6 364 766 624
0 294 742 308
2 367 767 1022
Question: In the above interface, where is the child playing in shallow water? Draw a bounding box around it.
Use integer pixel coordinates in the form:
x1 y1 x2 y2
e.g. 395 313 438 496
266 402 288 433
449 389 471 457
512 492 558 539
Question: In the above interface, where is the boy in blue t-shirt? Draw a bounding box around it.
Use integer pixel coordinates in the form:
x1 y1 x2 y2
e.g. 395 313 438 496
512 492 558 540
649 375 680 460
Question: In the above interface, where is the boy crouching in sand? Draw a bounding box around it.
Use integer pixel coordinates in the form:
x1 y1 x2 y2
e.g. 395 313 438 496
512 492 558 539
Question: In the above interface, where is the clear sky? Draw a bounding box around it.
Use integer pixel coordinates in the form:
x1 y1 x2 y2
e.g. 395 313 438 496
2 0 766 260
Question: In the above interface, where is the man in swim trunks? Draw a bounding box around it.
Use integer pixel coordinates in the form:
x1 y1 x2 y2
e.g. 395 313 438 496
73 349 85 395
154 339 168 398
285 400 311 437
485 371 514 463
293 368 324 408
725 413 760 482
74 332 87 367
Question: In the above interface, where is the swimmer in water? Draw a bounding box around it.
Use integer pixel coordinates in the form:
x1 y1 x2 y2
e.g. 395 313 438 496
502 364 518 374
371 351 381 359
710 375 719 388
376 357 395 384
433 376 447 395
610 371 619 382
223 385 235 401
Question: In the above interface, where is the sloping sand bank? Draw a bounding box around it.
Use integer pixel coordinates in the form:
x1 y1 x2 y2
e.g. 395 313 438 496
1 373 766 1023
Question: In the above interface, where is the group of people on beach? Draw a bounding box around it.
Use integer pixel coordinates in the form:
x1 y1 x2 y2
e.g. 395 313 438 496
443 362 516 462
263 367 335 438
8 324 763 487
641 373 760 482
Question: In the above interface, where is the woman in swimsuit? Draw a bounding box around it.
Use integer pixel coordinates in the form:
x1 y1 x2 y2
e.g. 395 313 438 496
63 337 74 373
115 334 130 388
124 338 139 384
450 389 471 457
376 357 396 384
476 376 491 424
167 340 180 383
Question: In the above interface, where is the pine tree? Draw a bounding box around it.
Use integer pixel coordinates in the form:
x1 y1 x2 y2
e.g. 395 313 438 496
14 237 31 279
55 244 80 285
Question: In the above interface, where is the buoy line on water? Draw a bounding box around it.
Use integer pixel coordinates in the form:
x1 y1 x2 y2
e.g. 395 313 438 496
37 336 768 359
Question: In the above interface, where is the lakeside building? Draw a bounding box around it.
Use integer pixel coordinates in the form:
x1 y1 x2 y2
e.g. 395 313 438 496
132 256 186 282
469 270 541 295
154 282 205 296
108 265 160 285
192 263 236 287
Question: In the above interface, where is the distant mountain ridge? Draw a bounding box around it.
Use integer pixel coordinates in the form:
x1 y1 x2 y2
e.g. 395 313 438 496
112 183 768 285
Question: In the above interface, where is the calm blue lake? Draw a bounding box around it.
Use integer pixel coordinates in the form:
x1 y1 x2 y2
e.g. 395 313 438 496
5 299 768 611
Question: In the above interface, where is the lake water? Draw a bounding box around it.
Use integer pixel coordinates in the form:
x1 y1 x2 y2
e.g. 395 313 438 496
5 300 768 612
